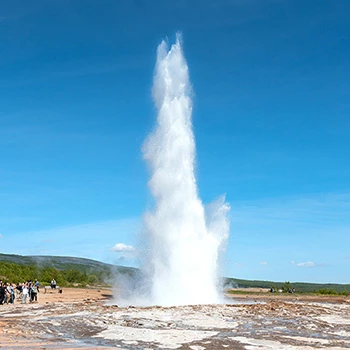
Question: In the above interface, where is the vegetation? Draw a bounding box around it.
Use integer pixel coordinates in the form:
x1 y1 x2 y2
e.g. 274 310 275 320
1 254 348 293
0 261 110 287
282 281 292 293
0 253 137 287
314 288 348 296
223 277 350 294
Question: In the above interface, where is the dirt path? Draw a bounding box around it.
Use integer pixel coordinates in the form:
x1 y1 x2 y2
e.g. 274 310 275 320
29 286 113 304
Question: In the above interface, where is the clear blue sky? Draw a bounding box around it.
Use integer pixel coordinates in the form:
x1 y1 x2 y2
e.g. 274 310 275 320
1 0 349 283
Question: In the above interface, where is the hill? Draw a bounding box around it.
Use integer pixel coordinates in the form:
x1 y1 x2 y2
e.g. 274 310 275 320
0 253 137 287
0 253 136 274
1 253 349 293
224 277 350 294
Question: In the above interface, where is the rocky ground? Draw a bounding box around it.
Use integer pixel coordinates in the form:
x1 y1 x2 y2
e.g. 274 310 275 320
0 288 350 349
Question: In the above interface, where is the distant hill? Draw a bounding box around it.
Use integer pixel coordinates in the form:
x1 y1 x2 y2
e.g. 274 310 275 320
0 253 136 274
1 253 349 293
0 253 138 286
223 277 350 294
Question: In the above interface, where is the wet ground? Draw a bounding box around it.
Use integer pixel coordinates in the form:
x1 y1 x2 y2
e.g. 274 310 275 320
1 292 350 349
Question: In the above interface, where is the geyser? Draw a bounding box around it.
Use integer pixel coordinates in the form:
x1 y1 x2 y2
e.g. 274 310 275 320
142 34 230 306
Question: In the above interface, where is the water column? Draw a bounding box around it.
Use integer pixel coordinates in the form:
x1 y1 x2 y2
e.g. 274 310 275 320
143 34 230 306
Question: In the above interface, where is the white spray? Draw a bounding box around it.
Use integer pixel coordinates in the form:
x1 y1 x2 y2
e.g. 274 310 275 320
142 34 230 306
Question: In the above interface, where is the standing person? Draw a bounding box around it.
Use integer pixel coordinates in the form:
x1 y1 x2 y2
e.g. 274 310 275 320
28 282 32 301
30 284 38 302
34 279 40 293
51 278 56 289
22 284 28 304
0 281 4 304
16 283 23 300
4 283 11 304
9 284 15 304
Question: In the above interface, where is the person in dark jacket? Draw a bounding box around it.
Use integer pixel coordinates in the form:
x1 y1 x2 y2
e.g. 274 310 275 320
0 281 4 304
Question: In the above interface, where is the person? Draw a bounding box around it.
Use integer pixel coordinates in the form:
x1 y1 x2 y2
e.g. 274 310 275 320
30 284 38 302
0 281 4 304
22 284 28 304
9 284 15 303
4 283 11 304
16 283 23 300
51 278 57 289
34 279 40 293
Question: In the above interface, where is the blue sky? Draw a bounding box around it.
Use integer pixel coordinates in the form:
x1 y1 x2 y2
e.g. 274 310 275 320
1 0 349 283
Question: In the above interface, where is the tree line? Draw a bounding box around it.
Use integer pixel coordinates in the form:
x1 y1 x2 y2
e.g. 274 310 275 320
0 261 112 287
224 277 350 295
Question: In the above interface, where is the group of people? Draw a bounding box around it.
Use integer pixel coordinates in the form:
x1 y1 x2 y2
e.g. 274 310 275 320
0 279 40 305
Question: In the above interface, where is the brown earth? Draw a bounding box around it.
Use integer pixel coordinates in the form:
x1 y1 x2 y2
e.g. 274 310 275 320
227 290 350 304
34 286 113 304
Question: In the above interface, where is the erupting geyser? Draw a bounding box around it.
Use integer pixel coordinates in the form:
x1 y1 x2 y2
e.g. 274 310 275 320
142 34 230 306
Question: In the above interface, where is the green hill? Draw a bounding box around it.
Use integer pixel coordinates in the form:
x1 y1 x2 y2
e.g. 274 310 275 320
223 277 350 294
1 253 348 293
0 253 137 287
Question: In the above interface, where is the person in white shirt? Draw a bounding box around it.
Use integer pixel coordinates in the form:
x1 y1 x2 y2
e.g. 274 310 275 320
22 284 28 304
